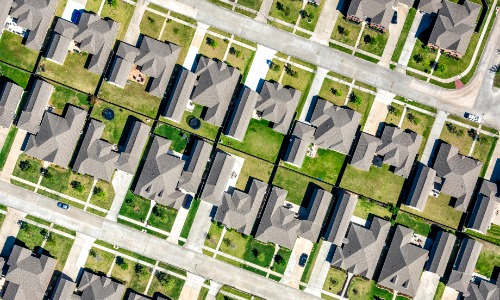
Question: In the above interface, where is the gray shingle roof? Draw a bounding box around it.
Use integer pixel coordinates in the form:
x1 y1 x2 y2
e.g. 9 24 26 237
377 126 422 178
298 189 333 242
164 68 197 123
46 18 78 64
51 277 78 300
134 135 186 209
178 139 212 194
4 245 57 300
426 231 456 277
115 121 150 174
347 0 395 29
378 225 429 297
9 0 57 50
74 12 119 75
0 81 23 128
310 99 361 155
448 238 483 293
25 105 86 167
225 87 260 141
78 271 126 300
418 0 443 14
351 132 381 171
255 81 300 134
332 217 391 279
126 291 151 300
72 119 119 182
201 151 236 205
468 180 499 234
433 142 482 212
428 0 481 56
135 36 181 98
215 179 268 235
0 1 14 35
18 79 53 134
406 163 437 211
191 57 241 126
107 42 139 88
284 121 315 167
325 191 358 245
465 279 499 300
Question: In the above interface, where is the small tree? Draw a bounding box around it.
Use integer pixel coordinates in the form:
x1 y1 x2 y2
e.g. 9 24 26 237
276 1 284 11
446 122 457 134
413 53 423 64
388 105 401 116
407 113 420 125
222 237 234 248
330 87 341 97
89 249 97 258
19 160 32 172
93 186 104 197
125 197 135 207
134 263 147 276
349 92 362 106
70 180 83 192
107 0 118 7
152 205 164 218
229 47 242 58
251 248 259 258
147 16 155 24
270 61 281 72
274 254 285 266
284 64 298 78
363 35 375 45
456 129 464 137
156 271 171 285
173 27 179 34
285 6 291 17
206 37 218 49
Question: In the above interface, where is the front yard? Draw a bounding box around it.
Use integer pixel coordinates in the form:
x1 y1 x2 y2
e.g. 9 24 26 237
119 191 152 222
323 267 347 295
161 19 196 64
140 10 166 39
219 229 275 268
225 43 255 73
318 77 350 106
357 27 388 57
401 192 462 229
331 17 362 47
199 34 229 61
147 204 177 232
89 180 115 210
408 40 437 74
439 122 474 155
100 0 135 41
0 31 39 72
40 165 94 201
284 148 345 185
147 270 185 299
269 0 303 24
346 88 375 128
347 276 393 300
12 154 43 183
400 108 435 157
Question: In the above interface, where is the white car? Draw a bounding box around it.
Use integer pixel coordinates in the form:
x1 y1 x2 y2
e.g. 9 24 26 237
465 113 480 123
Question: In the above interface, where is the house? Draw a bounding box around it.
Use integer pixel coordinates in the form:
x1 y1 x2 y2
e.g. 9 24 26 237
255 81 301 134
200 151 236 206
425 231 456 277
376 126 422 178
467 180 499 234
45 18 78 64
0 81 23 128
433 142 481 212
325 191 358 245
6 0 57 50
350 132 381 171
73 12 119 75
225 87 261 141
25 106 87 167
18 79 53 134
255 187 332 248
51 276 78 300
178 139 212 195
377 225 429 297
331 217 391 279
406 162 437 211
2 245 57 300
134 135 186 209
190 57 241 126
115 121 150 174
448 238 483 293
164 68 197 123
78 271 126 300
107 42 139 88
284 121 315 167
418 0 443 14
427 0 481 58
346 0 395 32
464 273 499 299
214 178 267 235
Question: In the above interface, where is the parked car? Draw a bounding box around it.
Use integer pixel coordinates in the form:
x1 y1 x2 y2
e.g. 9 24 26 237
299 253 308 267
57 202 69 210
465 112 481 122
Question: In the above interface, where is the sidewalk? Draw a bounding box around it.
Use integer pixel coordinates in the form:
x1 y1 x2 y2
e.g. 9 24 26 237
420 110 447 166
106 170 134 221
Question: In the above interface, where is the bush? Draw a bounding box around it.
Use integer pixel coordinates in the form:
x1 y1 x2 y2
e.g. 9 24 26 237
388 105 401 116
93 186 104 197
270 62 281 72
206 37 218 49
19 160 32 172
70 180 83 192
413 53 423 63
156 271 171 284
173 27 179 34
107 0 117 7
134 263 147 276
229 47 242 58
407 113 420 125
330 87 341 97
284 64 298 78
125 197 135 207
89 249 97 258
349 92 362 106
363 35 375 45
152 205 164 218
337 25 349 36
274 254 285 265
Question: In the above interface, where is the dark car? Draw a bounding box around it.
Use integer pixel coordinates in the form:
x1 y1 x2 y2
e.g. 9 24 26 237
299 253 308 267
57 202 69 210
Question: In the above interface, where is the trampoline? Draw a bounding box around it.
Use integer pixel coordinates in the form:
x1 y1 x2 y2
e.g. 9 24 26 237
189 117 201 130
102 108 115 121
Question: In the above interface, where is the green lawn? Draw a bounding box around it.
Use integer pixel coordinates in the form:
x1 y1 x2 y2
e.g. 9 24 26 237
408 40 437 74
298 2 324 32
218 145 274 191
0 31 39 72
238 0 262 10
347 276 393 300
440 122 474 155
12 154 43 183
162 109 220 141
111 257 151 293
85 0 102 13
391 8 417 62
301 241 321 283
401 108 435 158
55 0 68 17
199 34 229 61
219 230 273 267
0 126 18 171
89 180 115 210
434 282 446 300
179 199 201 240
475 243 500 278
331 17 362 47
100 0 135 41
220 119 284 162
284 148 345 185
272 167 333 205
154 123 191 153
205 221 224 249
467 224 500 246
433 33 479 79
85 246 115 274
39 53 101 94
120 191 151 222
385 103 404 126
225 44 255 73
16 222 45 251
270 246 292 274
40 165 94 201
318 77 350 106
401 193 462 229
353 197 392 220
347 88 375 128
42 232 74 271
269 0 303 24
140 10 166 39
37 189 85 209
162 19 196 64
90 99 151 144
357 28 388 57
148 271 185 299
49 84 90 115
0 61 31 88
472 135 497 165
340 164 405 205
395 211 432 236
323 267 347 295
99 81 161 118
147 204 177 232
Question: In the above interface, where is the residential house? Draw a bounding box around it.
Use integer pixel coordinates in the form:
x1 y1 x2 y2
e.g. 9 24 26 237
178 139 212 195
346 0 395 32
225 87 261 141
164 68 197 123
201 151 236 206
255 81 301 134
448 238 483 293
45 18 78 64
325 191 358 245
0 1 14 32
18 79 53 134
465 273 499 299
350 132 381 171
378 225 429 297
115 121 150 174
418 0 443 14
331 217 391 279
284 121 315 167
25 105 87 167
467 180 499 234
406 162 437 211
0 81 23 128
427 0 481 58
2 245 57 300
52 271 126 300
425 231 456 277
107 42 140 88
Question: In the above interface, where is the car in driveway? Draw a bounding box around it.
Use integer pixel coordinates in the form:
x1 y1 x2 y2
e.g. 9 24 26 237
57 202 69 210
299 253 308 267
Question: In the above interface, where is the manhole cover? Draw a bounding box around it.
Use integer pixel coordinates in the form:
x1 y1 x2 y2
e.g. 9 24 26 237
102 108 115 121
189 117 201 130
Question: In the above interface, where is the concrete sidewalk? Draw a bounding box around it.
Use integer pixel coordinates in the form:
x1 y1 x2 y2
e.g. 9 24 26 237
106 170 134 221
420 110 447 166
61 232 96 280
0 208 26 257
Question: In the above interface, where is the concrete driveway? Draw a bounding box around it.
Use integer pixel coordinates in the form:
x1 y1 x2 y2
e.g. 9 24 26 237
442 286 459 300
0 208 26 257
61 232 96 280
414 271 440 300
379 4 409 67
106 170 134 221
283 237 314 288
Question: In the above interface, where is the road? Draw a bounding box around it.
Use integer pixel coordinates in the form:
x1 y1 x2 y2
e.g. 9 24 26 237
149 0 500 129
0 181 319 300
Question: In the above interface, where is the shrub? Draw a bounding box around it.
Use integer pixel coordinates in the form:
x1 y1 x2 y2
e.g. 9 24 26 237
284 64 298 78
407 113 420 125
89 249 97 258
388 105 401 116
70 180 83 192
413 53 423 63
363 35 375 45
156 271 171 284
229 47 242 58
19 160 32 172
330 87 341 97
206 37 218 49
93 186 104 197
349 92 362 106
274 254 285 265
173 27 179 34
134 263 147 276
107 0 117 7
152 205 164 218
270 61 281 72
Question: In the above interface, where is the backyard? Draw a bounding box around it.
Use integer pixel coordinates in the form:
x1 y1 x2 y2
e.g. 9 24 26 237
162 106 219 141
395 211 432 236
347 276 393 300
401 192 462 229
0 62 31 88
475 243 500 278
49 84 90 114
154 123 191 153
353 197 392 221
284 148 346 185
0 31 39 72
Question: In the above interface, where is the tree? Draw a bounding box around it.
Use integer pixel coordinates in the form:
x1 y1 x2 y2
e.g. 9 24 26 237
276 1 284 11
93 186 104 197
270 61 280 72
134 263 147 276
107 0 118 7
284 6 291 17
222 237 234 248
125 197 135 207
229 47 242 58
147 16 155 24
330 87 341 97
284 64 298 78
206 37 218 49
70 180 83 192
349 92 362 106
274 254 285 266
19 160 32 172
156 271 171 285
251 248 259 257
152 205 164 218
413 53 423 64
89 249 97 258
407 113 420 125
363 35 375 45
173 27 179 34
116 256 128 270
388 105 401 116
446 122 457 134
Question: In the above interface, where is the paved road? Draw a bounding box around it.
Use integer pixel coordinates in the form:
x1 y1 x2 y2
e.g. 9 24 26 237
150 0 500 129
0 181 320 300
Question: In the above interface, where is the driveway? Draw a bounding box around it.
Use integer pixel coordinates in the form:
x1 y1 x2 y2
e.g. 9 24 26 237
397 11 425 67
300 68 327 121
363 91 393 135
185 200 213 252
304 241 334 296
414 271 440 300
282 237 314 288
311 0 341 45
123 0 146 45
420 110 447 166
379 4 409 67
442 286 459 300
61 232 96 280
0 208 26 257
106 170 134 221
0 129 25 180
183 23 209 70
244 45 277 91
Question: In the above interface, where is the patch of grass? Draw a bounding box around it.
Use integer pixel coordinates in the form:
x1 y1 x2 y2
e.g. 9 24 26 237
408 40 437 74
220 118 284 162
99 81 161 118
16 222 45 251
301 240 321 283
396 97 438 113
199 35 229 61
272 167 333 205
348 276 393 300
41 166 94 201
281 62 315 94
440 122 474 155
204 221 224 249
269 0 302 24
55 0 68 17
49 84 89 114
395 211 432 236
179 199 201 239
0 126 18 171
217 145 274 190
318 77 350 106
162 110 219 141
353 197 392 220
154 123 190 153
475 243 500 278
357 28 388 57
42 232 74 271
37 189 85 209
429 79 456 89
448 114 479 128
158 262 187 276
0 31 39 72
85 246 116 274
140 10 166 39
148 3 170 14
329 42 352 54
270 246 291 274
89 180 115 210
433 282 446 300
401 193 462 229
243 238 275 268
340 164 405 205
472 135 496 165
433 33 480 79
40 53 101 94
0 61 31 88
147 204 177 232
90 99 151 144
354 52 380 64
219 286 253 299
323 267 347 295
85 0 102 13
169 12 197 25
120 191 151 222
391 8 417 62
11 179 35 191
225 44 255 72
52 224 76 236
298 2 324 32
148 270 185 299
466 225 500 246
100 0 135 41
238 0 262 11
284 148 346 185
25 215 51 226
385 103 404 126
401 108 435 157
95 240 156 264
162 19 196 64
12 153 43 183
219 229 249 259
112 257 151 292
346 88 375 128
331 17 362 47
